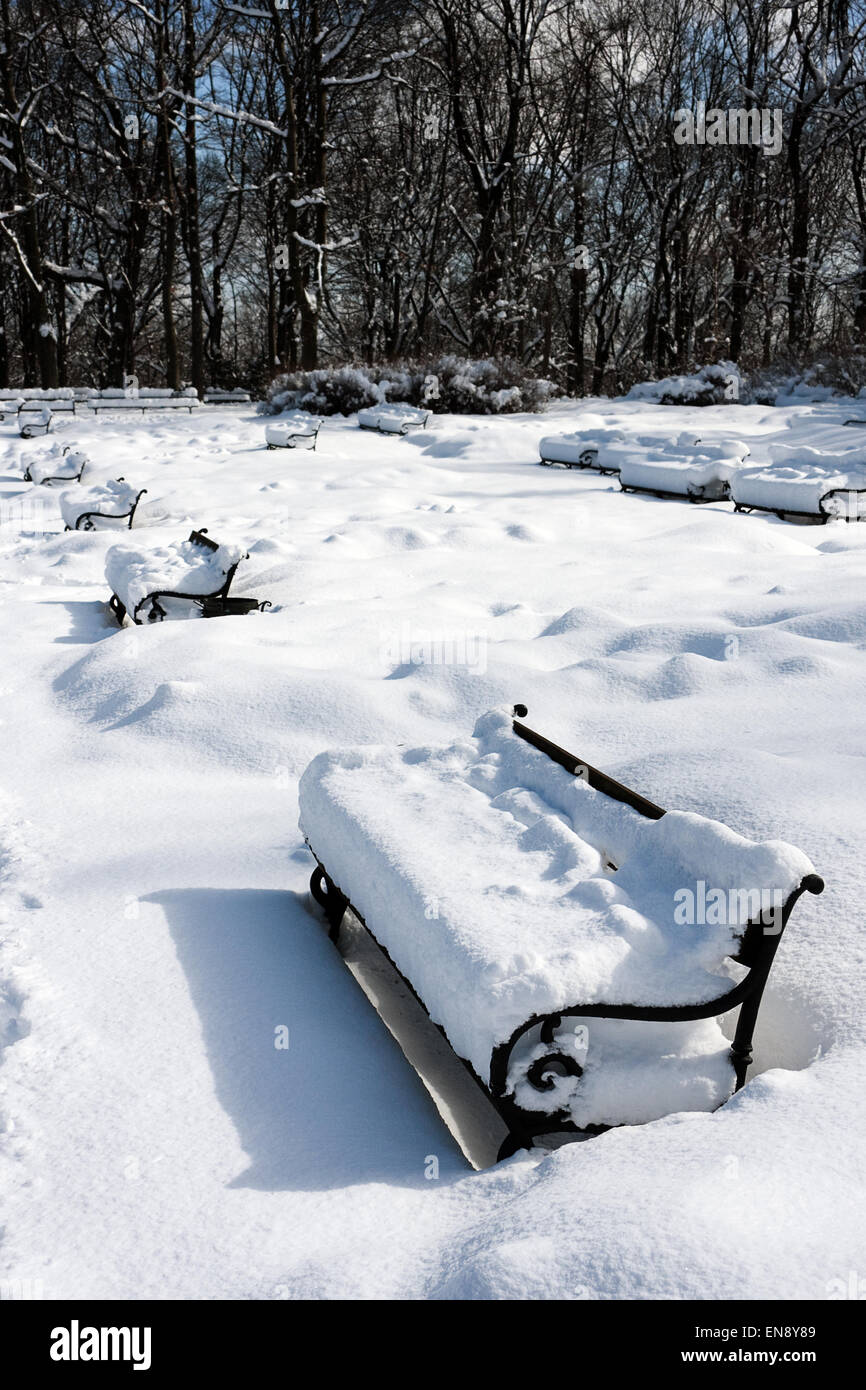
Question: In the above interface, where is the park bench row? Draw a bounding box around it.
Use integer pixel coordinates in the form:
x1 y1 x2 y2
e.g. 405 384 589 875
0 386 253 433
539 427 866 523
18 445 269 623
263 402 430 449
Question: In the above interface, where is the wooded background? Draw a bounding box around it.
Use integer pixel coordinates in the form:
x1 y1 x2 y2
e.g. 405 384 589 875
2 0 865 392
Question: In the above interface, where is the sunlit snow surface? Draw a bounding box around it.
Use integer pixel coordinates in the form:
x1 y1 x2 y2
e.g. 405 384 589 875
0 397 864 1300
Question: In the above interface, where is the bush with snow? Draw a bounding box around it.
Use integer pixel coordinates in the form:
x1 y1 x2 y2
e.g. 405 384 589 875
627 361 740 406
261 358 555 417
746 359 866 406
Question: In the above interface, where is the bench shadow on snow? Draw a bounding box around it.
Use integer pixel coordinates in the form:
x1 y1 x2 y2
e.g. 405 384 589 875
47 599 117 644
144 886 469 1192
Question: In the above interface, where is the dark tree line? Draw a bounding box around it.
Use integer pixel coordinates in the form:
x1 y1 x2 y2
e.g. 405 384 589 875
3 0 866 393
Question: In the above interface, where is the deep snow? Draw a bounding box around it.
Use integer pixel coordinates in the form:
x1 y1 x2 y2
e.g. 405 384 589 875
0 396 864 1300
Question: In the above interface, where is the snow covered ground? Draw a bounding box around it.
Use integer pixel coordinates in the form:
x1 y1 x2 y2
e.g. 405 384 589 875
0 397 864 1301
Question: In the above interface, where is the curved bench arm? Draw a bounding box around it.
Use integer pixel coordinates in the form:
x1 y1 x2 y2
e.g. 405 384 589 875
126 554 271 624
72 488 147 531
488 873 825 1107
819 486 866 521
24 459 86 485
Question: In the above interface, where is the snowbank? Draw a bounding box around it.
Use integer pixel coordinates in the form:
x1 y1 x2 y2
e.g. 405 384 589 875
0 399 861 1301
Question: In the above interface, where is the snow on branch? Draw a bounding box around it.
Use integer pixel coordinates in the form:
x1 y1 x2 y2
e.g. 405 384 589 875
322 44 428 87
44 261 107 287
163 88 287 137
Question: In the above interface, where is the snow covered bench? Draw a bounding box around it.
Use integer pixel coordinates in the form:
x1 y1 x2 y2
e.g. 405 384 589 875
301 706 823 1162
2 389 86 420
357 403 430 435
618 439 751 503
18 403 54 438
23 447 88 485
538 426 628 474
204 388 251 404
265 412 322 450
60 479 147 532
538 425 712 477
20 395 75 416
730 447 866 523
85 391 200 415
106 528 270 625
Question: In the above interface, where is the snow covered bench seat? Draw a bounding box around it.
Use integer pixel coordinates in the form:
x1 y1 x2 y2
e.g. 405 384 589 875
204 388 251 404
3 389 86 419
265 412 322 450
538 426 627 473
85 392 200 415
20 395 75 415
106 528 270 625
60 478 147 531
24 447 88 485
538 427 717 477
730 447 866 522
18 404 54 438
357 403 430 435
301 706 823 1161
618 439 751 503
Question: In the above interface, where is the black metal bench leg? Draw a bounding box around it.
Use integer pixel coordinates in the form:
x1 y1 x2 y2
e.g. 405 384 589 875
109 594 128 626
496 1130 533 1162
310 866 349 941
730 976 770 1090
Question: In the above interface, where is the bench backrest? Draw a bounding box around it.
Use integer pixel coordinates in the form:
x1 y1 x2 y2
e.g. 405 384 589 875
189 528 219 552
508 707 823 965
511 708 666 820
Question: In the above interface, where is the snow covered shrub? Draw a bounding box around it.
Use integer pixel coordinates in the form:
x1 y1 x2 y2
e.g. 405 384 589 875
261 359 555 416
746 357 866 405
627 361 740 406
430 357 554 413
263 366 383 416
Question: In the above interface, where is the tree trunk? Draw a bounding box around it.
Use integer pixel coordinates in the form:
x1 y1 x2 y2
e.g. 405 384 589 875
156 15 180 389
728 142 758 362
568 181 587 395
0 0 58 387
786 119 809 355
207 226 225 375
182 0 205 394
